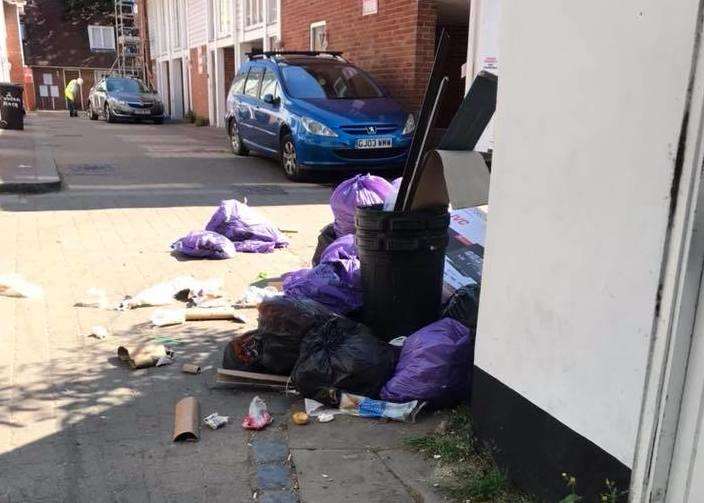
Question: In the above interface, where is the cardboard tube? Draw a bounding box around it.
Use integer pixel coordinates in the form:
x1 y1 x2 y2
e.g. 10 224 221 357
184 307 236 321
181 363 202 375
130 353 157 369
117 344 167 369
173 397 200 442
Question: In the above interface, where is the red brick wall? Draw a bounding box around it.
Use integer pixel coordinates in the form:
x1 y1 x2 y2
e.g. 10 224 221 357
280 0 437 112
188 46 209 118
4 3 23 82
223 47 235 95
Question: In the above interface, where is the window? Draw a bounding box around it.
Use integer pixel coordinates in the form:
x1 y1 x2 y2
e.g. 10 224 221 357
218 0 231 35
230 73 246 95
310 21 326 51
267 0 277 24
171 0 182 48
106 78 149 93
244 67 263 97
88 26 116 51
281 62 384 99
259 69 278 99
245 0 263 27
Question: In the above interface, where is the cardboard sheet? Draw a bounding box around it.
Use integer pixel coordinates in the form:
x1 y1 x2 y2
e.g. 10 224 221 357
117 344 167 369
443 207 487 293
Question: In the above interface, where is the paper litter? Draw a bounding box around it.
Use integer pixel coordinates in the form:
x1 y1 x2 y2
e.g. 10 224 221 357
203 412 229 430
88 325 109 340
0 274 44 299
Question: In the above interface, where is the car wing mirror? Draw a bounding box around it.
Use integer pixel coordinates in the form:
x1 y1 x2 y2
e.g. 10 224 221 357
262 94 279 105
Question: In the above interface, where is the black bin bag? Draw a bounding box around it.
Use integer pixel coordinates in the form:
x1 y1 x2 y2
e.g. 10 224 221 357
291 316 399 406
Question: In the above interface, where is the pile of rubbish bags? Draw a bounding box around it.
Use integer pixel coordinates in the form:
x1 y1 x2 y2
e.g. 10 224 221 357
172 199 289 259
218 173 482 414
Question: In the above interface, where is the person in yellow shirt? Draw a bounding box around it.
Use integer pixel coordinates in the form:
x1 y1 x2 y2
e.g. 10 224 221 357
64 77 83 117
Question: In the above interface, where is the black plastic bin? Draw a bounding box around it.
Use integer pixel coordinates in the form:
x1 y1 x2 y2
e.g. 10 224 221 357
355 204 450 341
0 83 24 130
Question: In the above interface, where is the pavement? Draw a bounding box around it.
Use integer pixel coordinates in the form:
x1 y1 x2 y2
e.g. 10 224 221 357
0 114 62 193
0 112 449 503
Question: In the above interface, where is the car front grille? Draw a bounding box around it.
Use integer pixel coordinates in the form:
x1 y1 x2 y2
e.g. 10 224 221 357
339 124 398 135
333 147 407 160
127 102 153 109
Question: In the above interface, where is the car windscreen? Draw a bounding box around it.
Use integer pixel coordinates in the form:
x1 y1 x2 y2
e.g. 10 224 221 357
281 63 384 99
106 79 149 93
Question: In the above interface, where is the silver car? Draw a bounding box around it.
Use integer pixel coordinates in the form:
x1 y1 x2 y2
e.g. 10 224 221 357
88 77 165 124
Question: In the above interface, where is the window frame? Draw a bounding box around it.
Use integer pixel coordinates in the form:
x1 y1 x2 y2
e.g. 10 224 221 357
243 66 264 98
309 21 326 51
259 67 279 100
87 25 116 52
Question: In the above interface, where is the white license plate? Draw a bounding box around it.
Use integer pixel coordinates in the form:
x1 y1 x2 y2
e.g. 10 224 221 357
356 138 392 149
134 109 151 115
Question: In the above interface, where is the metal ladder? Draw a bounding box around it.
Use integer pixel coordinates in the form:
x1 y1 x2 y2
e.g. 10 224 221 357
110 0 147 81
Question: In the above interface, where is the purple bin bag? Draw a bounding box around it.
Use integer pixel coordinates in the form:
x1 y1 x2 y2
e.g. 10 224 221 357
282 235 361 314
205 199 289 253
171 230 237 259
380 318 473 407
330 174 393 237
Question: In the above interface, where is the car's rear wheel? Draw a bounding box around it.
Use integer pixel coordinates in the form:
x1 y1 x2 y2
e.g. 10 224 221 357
229 120 248 155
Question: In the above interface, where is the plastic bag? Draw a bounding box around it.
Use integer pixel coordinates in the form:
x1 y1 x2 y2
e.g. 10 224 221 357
222 330 266 372
383 177 403 211
241 396 273 430
330 174 393 237
205 199 288 253
339 393 425 423
118 276 222 310
254 297 335 375
233 286 282 308
311 223 336 266
150 308 186 327
380 318 473 407
441 283 481 330
171 230 237 259
283 235 361 315
291 317 399 406
0 273 44 299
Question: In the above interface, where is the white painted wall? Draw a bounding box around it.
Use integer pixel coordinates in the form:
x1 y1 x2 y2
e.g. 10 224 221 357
476 0 701 467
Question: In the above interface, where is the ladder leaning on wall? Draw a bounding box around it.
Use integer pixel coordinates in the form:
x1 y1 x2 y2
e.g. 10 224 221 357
110 0 148 82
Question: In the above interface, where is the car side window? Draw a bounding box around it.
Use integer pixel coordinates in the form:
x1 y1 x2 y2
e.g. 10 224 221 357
244 67 263 98
97 81 106 92
260 69 277 99
231 73 246 95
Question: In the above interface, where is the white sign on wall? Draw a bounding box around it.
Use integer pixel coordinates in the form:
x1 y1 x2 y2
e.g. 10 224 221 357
39 85 48 97
50 85 59 98
42 73 53 85
362 0 378 16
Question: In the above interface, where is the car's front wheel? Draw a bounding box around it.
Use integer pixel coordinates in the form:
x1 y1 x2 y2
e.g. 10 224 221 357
229 120 248 155
280 134 305 181
104 104 116 123
89 105 98 120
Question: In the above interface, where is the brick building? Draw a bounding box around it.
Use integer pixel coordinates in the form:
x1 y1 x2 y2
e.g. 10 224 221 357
21 0 115 111
280 0 469 119
0 0 27 100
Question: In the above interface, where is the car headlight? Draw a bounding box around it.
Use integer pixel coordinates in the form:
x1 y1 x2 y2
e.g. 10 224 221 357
402 114 416 135
300 116 337 137
110 97 128 107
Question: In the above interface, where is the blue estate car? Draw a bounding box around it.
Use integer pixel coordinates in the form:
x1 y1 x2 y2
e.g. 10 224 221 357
225 51 415 180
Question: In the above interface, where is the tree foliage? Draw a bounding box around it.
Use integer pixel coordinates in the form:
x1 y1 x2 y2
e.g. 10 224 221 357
63 0 114 17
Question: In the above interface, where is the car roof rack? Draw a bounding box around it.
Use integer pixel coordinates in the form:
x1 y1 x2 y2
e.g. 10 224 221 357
246 51 346 62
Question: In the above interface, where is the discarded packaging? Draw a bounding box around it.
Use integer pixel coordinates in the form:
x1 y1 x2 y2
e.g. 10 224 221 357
234 286 282 308
292 412 310 425
443 208 486 295
185 306 243 322
173 397 200 442
88 325 109 340
171 230 237 260
318 413 335 423
203 412 229 430
304 398 343 418
389 336 407 347
156 355 175 367
339 393 425 423
117 344 168 369
151 308 187 327
182 363 202 375
241 396 273 430
0 273 44 299
118 276 196 310
75 287 110 309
